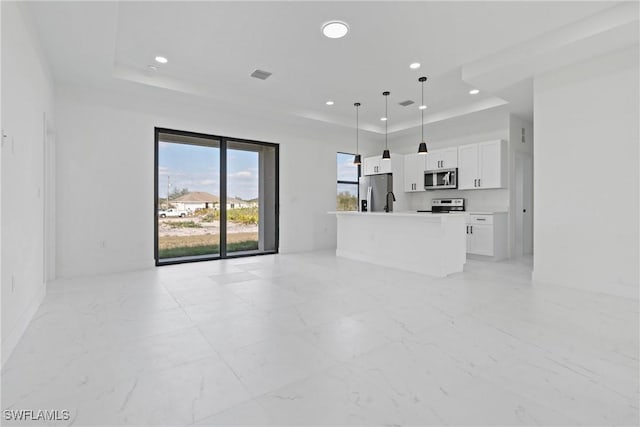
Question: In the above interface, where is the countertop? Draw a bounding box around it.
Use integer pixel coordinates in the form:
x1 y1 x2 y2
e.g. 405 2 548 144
328 211 467 218
468 211 508 215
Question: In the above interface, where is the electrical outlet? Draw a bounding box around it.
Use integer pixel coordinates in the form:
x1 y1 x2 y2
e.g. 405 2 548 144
11 275 15 292
521 128 526 143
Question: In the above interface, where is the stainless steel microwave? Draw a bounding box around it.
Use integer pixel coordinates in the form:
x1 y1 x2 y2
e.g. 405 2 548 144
424 168 458 190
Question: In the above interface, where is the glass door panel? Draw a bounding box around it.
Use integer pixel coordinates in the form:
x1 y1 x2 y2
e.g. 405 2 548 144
226 140 278 255
156 131 220 262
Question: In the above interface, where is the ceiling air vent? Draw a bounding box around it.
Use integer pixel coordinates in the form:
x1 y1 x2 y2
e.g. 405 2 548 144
398 100 414 107
250 69 272 80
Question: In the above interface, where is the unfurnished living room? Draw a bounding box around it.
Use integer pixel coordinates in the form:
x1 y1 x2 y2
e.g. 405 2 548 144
1 1 638 426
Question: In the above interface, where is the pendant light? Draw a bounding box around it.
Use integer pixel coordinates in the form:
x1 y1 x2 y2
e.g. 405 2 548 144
418 76 429 154
353 102 362 165
382 91 391 159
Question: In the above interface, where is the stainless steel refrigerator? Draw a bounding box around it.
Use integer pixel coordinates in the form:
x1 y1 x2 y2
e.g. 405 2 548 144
359 173 394 212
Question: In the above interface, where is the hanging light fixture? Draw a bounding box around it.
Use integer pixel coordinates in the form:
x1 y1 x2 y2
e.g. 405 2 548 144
418 76 429 154
353 102 362 165
382 91 391 159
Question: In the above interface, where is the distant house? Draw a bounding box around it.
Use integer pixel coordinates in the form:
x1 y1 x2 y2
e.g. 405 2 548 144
173 191 219 211
226 197 251 209
244 198 259 208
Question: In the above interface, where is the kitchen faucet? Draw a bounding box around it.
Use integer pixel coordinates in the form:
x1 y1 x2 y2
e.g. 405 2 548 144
384 191 396 212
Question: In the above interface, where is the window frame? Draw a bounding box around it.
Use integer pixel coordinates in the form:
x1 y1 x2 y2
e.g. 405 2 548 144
336 152 361 211
154 127 279 266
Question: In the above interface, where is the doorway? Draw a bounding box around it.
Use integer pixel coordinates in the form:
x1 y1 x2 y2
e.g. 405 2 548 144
515 151 533 256
154 128 278 265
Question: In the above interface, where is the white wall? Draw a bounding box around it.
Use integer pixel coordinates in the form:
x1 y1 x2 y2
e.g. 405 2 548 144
388 107 511 212
1 2 55 366
54 84 368 278
533 46 639 299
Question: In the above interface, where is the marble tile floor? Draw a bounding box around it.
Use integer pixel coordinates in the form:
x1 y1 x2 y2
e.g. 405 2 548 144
1 251 638 426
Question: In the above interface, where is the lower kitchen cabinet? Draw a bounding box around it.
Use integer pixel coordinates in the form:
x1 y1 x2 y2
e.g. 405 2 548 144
466 213 508 260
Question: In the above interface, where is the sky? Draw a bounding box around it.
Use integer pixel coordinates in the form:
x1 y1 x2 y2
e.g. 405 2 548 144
159 146 359 200
158 142 259 200
337 152 359 196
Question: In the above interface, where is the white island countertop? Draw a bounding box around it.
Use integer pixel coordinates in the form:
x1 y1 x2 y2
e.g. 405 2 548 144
329 211 467 277
329 211 467 217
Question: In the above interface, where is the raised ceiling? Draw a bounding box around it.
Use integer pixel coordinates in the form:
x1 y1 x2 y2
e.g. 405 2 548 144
25 1 628 133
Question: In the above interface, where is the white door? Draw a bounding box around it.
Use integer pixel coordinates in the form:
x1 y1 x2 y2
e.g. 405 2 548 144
515 151 534 255
378 157 392 174
404 154 425 192
469 224 493 256
478 141 502 188
440 147 458 169
426 151 439 170
363 156 379 176
458 144 478 189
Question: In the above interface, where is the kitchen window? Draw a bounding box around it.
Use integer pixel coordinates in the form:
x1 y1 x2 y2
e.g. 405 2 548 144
336 152 360 211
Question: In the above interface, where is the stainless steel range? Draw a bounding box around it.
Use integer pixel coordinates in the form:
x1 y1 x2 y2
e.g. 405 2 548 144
417 198 465 213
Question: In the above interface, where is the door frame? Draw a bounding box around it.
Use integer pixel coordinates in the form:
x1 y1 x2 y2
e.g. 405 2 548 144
154 127 279 266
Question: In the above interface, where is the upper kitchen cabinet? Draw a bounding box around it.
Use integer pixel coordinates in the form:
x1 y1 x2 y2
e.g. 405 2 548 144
403 153 427 192
458 140 507 190
363 155 392 176
426 147 458 170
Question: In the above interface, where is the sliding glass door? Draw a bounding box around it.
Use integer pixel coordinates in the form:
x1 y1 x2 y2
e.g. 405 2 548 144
226 140 278 255
155 129 278 265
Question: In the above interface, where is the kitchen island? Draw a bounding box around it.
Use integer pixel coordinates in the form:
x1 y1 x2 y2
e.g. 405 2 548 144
331 212 466 277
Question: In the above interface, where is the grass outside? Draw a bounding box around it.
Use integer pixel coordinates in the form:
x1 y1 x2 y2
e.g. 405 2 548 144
158 232 258 258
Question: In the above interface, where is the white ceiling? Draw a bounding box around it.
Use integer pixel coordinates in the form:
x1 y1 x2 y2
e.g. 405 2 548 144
25 1 628 133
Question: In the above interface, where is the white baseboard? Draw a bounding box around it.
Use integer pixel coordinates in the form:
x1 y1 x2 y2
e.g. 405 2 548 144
1 283 47 369
532 270 638 301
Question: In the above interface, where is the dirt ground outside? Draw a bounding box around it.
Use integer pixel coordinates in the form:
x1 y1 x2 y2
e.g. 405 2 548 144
158 216 258 250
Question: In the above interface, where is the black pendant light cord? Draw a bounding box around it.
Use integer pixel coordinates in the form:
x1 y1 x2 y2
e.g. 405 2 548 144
356 103 359 153
421 78 425 142
384 91 389 149
382 91 391 159
353 102 362 166
418 77 428 154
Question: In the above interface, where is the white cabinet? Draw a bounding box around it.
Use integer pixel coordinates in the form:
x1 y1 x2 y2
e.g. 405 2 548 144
458 140 506 190
458 144 480 189
426 147 458 170
466 213 508 260
403 153 427 192
363 155 392 176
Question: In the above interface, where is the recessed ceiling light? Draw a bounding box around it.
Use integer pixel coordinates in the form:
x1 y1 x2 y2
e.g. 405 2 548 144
322 21 349 39
419 105 427 110
326 101 334 106
380 117 388 121
469 89 480 95
155 56 168 64
410 62 421 69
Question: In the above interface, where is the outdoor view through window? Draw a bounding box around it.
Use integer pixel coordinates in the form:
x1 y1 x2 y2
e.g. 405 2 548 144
156 130 277 263
337 152 359 211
